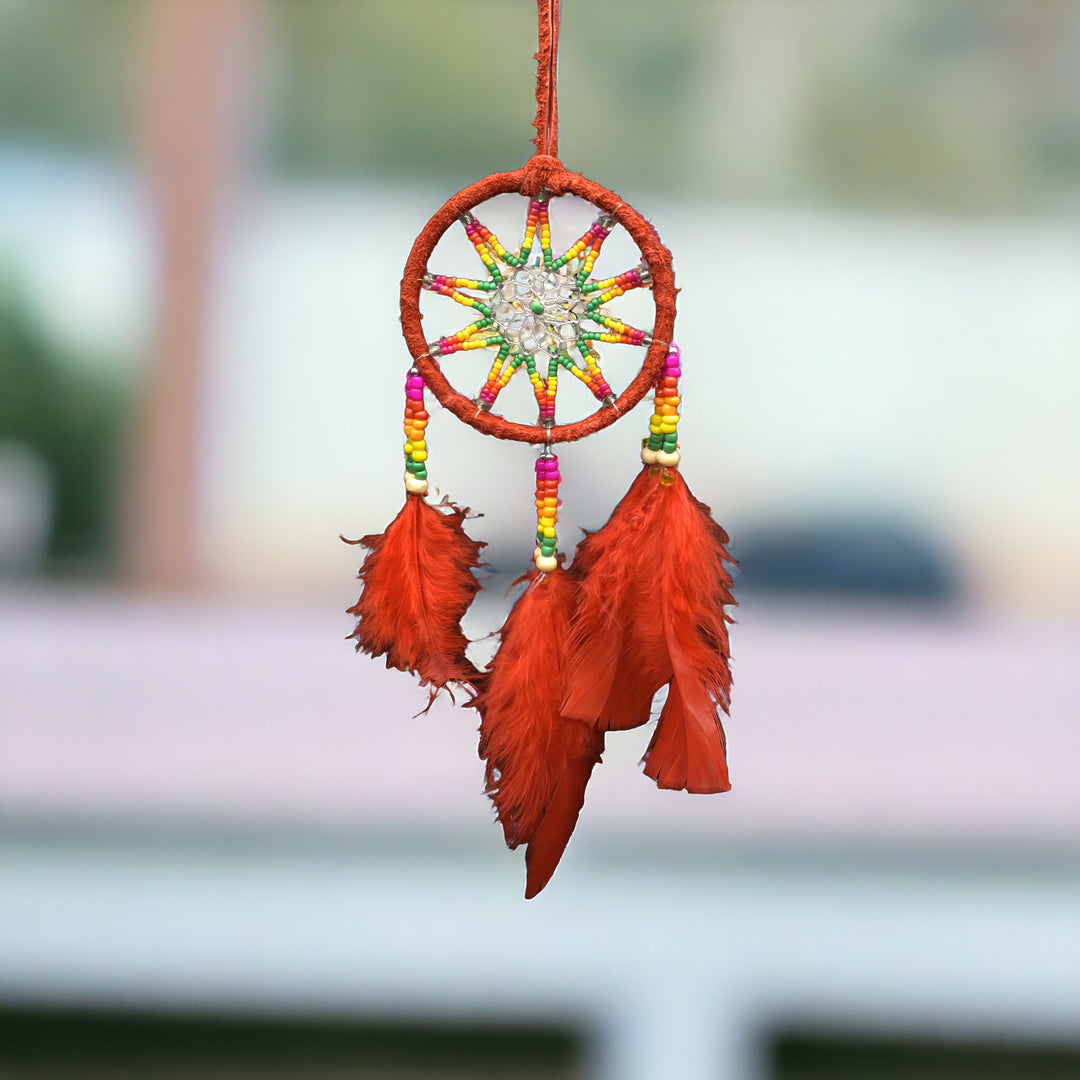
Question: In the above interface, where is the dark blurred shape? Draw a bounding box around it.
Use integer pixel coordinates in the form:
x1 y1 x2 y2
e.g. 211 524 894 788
0 1006 581 1080
773 1030 1080 1080
0 278 126 575
0 440 50 573
734 518 959 602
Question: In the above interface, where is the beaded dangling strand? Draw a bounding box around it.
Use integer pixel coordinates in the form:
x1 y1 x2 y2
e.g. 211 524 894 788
533 451 561 573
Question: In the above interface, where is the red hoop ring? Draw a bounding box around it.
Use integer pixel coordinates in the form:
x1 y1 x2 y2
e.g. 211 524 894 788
400 155 676 444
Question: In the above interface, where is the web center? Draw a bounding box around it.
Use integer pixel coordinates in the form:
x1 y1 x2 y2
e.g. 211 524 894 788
491 266 587 356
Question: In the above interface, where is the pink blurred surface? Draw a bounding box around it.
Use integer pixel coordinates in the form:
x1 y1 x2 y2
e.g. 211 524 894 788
2 589 1078 851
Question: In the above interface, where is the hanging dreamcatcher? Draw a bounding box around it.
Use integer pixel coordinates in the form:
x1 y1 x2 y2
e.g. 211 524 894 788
347 0 736 897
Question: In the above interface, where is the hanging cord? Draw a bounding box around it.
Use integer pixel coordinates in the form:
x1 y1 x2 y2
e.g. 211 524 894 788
532 0 560 158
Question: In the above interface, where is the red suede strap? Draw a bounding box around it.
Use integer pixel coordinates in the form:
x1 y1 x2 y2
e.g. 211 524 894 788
533 0 560 158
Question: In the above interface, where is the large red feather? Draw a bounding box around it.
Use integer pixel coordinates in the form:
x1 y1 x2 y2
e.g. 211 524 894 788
562 468 655 727
565 466 736 793
346 494 484 698
475 568 605 897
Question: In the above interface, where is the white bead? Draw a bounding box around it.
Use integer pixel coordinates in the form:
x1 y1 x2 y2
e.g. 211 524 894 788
656 449 681 467
534 554 559 574
640 446 660 465
404 472 428 496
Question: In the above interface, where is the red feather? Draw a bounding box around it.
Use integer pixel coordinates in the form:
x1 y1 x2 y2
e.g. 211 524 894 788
475 568 605 898
346 494 485 699
565 465 736 793
564 468 670 730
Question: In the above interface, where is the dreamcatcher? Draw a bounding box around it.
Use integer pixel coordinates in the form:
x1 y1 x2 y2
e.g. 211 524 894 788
348 0 736 897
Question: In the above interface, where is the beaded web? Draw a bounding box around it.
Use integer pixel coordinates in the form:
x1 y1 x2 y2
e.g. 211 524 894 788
422 194 655 427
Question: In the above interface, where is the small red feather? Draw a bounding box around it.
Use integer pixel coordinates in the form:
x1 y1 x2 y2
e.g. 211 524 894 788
346 494 485 699
475 567 605 898
565 465 736 793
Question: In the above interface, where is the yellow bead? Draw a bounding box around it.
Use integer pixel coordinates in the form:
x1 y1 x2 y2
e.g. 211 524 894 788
412 450 427 462
543 527 556 538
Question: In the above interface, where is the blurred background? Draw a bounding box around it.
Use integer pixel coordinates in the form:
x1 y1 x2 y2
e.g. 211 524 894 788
1 1 1079 1077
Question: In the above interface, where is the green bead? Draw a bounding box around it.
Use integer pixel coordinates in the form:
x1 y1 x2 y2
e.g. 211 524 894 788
405 459 423 473
663 433 678 449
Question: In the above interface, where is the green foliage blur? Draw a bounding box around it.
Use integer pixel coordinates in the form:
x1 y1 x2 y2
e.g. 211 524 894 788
1 1 1078 211
0 276 127 573
267 0 703 192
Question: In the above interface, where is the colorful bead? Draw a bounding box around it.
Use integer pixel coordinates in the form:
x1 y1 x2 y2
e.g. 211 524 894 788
402 371 431 493
533 453 562 572
640 442 660 466
643 344 682 468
